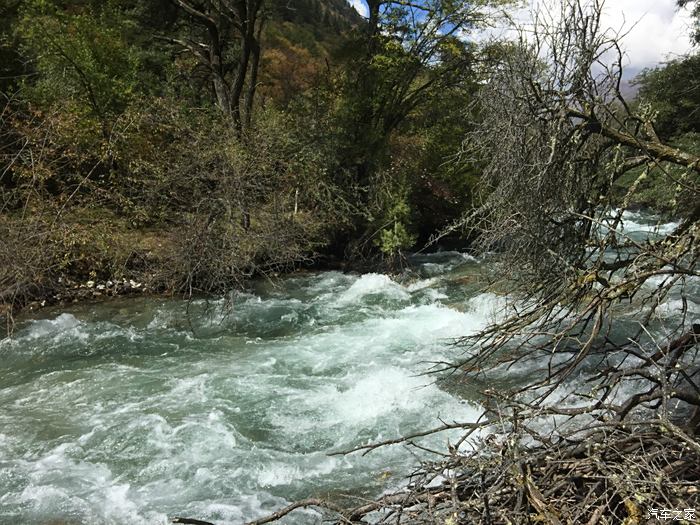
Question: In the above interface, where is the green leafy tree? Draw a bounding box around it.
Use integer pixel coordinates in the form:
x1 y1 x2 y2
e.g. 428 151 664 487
18 0 141 136
635 53 700 140
338 1 489 174
333 0 508 259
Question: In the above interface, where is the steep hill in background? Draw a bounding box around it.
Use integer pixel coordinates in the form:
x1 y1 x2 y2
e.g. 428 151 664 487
261 0 363 106
272 0 363 32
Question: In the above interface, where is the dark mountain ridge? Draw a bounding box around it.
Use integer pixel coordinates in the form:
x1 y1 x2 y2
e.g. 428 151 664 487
271 0 364 31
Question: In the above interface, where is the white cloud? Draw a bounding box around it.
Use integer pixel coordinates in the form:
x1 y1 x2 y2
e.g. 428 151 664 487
493 0 694 70
348 0 369 18
601 0 693 69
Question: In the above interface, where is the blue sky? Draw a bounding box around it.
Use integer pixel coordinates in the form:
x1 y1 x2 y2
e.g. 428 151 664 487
346 0 695 70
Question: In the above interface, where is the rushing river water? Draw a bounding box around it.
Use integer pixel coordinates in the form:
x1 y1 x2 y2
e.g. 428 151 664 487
1 251 495 524
0 211 695 525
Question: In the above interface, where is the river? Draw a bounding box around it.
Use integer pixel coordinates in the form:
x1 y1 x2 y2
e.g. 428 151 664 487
0 211 694 524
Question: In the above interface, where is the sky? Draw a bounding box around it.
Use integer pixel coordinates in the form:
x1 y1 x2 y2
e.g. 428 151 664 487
346 0 695 72
604 0 694 70
348 0 369 18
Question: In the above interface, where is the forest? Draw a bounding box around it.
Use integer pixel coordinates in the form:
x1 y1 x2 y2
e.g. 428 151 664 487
0 0 492 317
0 0 699 523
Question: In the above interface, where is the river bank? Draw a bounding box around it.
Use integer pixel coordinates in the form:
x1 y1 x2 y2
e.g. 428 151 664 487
0 204 673 329
0 221 463 333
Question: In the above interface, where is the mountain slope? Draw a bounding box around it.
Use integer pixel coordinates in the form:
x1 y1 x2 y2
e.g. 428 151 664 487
271 0 363 32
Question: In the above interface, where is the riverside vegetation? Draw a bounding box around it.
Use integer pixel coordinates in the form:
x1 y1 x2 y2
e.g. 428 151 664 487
1 0 700 524
1 0 491 322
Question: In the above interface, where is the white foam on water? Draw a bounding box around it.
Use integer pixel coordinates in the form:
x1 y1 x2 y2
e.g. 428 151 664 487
193 494 309 525
465 293 510 325
619 210 679 235
594 209 680 240
0 440 170 525
327 367 441 424
405 277 439 292
335 273 411 305
24 312 82 339
623 220 679 235
147 308 177 330
305 270 355 291
620 210 679 235
0 313 147 357
265 355 483 456
256 456 338 487
421 262 445 275
265 300 495 380
168 374 210 404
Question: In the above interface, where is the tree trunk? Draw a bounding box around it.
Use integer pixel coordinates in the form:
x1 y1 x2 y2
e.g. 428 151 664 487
243 14 264 131
170 0 265 130
367 0 381 38
230 0 262 135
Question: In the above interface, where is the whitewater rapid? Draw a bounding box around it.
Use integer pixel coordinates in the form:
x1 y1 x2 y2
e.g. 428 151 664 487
1 252 497 524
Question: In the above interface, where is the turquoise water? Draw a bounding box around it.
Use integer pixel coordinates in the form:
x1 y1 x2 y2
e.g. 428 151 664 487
0 253 497 524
